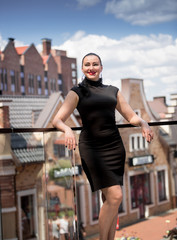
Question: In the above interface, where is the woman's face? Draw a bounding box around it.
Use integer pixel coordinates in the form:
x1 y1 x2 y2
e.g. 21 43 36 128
82 55 103 81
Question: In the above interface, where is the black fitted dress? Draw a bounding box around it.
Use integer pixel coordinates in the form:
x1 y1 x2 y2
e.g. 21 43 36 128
71 78 125 192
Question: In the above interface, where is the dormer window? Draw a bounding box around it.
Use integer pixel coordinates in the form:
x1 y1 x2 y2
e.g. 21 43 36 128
129 133 148 152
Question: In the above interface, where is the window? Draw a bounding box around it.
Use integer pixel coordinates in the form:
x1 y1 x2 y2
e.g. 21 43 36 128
20 70 25 94
71 63 76 69
72 71 76 77
37 75 42 95
50 78 56 93
129 133 148 152
44 77 48 95
72 79 76 85
158 170 167 201
28 74 34 94
17 189 38 240
58 74 63 91
88 187 101 224
10 70 15 92
4 69 8 91
44 71 48 95
130 173 151 209
91 191 100 221
0 68 8 92
54 144 67 158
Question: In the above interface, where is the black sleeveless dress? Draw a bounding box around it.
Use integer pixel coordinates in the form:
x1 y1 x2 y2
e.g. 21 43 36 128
71 78 125 192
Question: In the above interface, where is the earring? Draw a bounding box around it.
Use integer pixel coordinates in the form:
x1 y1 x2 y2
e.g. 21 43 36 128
82 74 85 81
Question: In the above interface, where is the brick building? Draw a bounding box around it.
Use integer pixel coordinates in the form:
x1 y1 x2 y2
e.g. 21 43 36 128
116 78 172 227
0 38 77 97
0 93 81 240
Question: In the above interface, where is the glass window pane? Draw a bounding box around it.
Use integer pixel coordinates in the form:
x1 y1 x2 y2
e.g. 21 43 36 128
91 191 100 221
21 195 35 239
158 170 166 201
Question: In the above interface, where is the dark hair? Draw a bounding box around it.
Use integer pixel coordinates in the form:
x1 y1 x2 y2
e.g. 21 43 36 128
82 52 103 67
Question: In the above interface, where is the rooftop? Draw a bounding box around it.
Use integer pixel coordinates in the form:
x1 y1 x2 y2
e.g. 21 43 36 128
0 95 49 164
16 46 29 55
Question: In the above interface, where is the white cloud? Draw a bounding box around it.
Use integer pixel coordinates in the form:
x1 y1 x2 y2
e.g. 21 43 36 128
161 75 177 84
0 35 7 51
76 0 101 8
0 32 176 102
57 31 177 101
105 0 177 25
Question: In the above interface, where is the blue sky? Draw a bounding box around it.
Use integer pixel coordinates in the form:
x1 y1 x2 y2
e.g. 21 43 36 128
1 0 177 102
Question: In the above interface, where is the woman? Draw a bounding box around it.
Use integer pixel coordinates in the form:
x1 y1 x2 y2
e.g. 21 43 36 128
52 53 153 240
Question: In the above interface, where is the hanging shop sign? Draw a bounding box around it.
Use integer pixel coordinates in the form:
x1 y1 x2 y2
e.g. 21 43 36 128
129 155 154 167
54 165 82 178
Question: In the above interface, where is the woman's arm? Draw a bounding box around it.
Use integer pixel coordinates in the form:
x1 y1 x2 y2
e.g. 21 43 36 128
52 90 79 150
116 91 154 143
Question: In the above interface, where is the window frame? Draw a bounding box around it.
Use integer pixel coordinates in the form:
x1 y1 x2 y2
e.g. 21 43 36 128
129 133 148 152
155 165 169 205
88 185 101 225
17 189 38 240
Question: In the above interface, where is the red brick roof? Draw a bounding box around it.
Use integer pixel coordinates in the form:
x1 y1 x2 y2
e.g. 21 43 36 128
16 46 29 55
42 55 49 64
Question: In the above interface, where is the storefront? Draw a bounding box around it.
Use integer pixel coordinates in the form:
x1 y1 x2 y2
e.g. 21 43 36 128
123 154 170 223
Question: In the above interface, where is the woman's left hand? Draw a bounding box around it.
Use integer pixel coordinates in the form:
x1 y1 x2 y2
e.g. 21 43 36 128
141 120 154 143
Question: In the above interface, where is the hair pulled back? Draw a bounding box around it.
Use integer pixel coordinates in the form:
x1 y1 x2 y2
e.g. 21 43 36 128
82 53 103 67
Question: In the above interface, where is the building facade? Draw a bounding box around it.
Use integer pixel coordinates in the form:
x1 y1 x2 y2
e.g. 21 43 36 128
0 38 77 97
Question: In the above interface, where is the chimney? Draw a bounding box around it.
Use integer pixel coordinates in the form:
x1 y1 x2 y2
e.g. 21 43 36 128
8 38 15 46
0 101 11 128
42 38 51 55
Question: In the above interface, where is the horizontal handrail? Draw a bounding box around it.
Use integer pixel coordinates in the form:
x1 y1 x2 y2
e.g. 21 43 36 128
0 120 176 134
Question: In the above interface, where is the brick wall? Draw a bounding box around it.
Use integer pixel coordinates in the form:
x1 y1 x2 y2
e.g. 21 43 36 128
118 78 171 225
23 44 45 95
1 40 20 95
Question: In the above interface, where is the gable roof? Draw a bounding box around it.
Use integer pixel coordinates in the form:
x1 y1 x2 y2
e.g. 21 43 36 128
121 78 157 121
16 46 29 55
0 95 48 128
35 92 80 128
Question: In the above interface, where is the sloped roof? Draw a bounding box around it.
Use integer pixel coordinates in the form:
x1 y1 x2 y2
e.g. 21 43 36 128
16 46 29 55
13 147 45 164
35 92 62 128
35 92 80 128
121 78 157 121
0 95 48 164
42 55 49 64
1 95 48 128
148 98 168 119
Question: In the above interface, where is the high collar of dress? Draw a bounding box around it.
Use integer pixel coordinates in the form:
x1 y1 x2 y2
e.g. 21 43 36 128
85 77 102 87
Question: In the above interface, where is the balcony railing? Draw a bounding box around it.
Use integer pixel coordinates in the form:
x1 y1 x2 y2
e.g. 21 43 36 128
0 120 176 240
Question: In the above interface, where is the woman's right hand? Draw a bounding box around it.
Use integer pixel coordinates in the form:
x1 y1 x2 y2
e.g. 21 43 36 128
65 127 77 150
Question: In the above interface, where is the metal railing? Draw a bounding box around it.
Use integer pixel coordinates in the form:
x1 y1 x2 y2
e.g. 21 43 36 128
0 120 177 133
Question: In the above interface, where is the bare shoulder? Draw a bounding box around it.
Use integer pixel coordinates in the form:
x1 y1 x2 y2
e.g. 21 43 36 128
116 91 127 103
65 90 79 103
